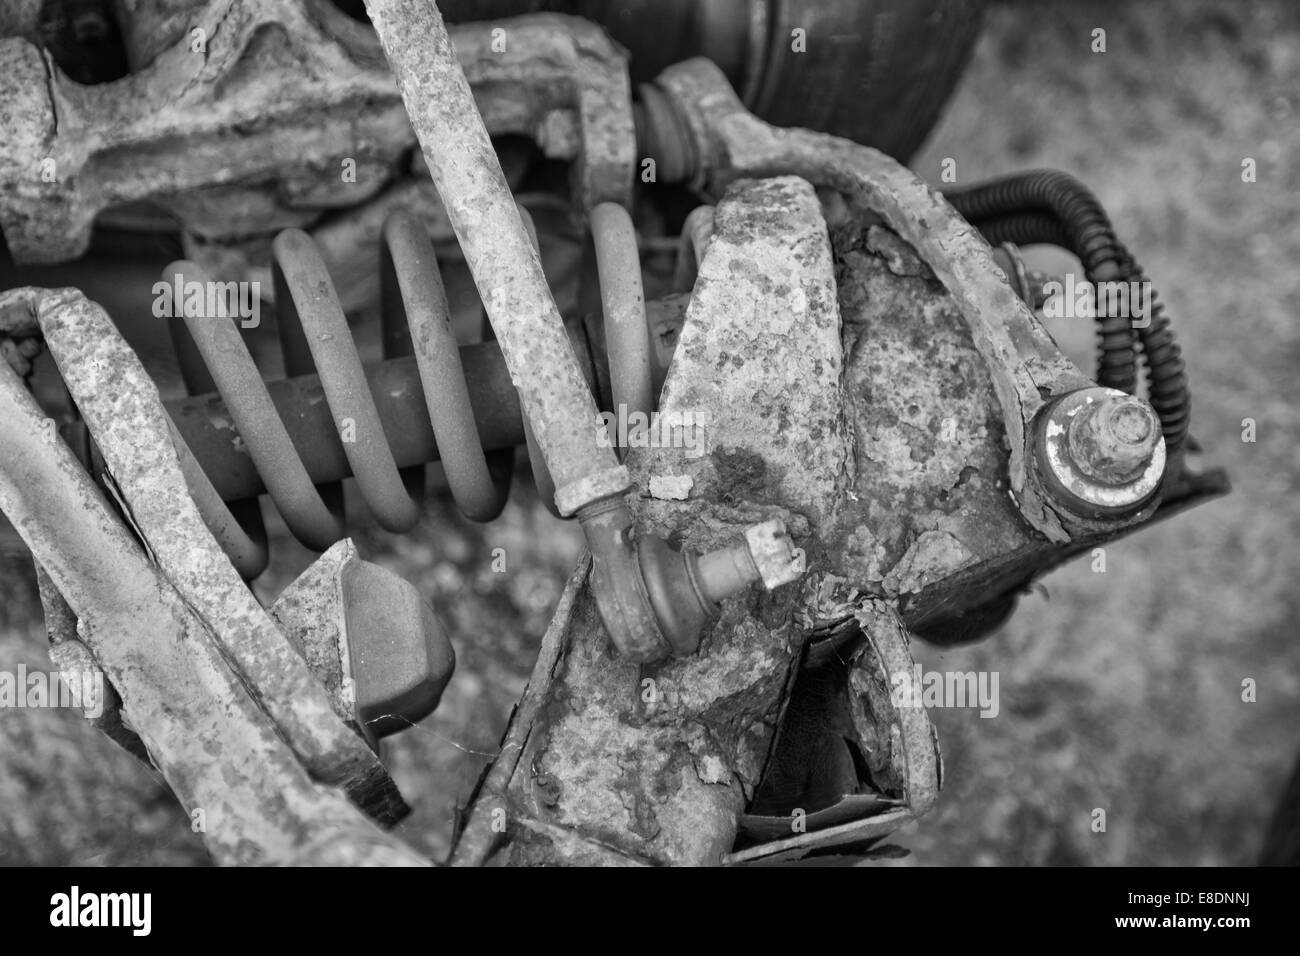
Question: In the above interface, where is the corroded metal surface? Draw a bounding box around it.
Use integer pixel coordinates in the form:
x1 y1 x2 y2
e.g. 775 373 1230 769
0 285 408 826
0 2 635 263
636 59 1183 640
636 176 849 535
654 58 1106 544
0 23 1213 867
828 236 1039 624
453 177 878 865
591 202 653 419
36 565 149 763
364 0 630 516
0 304 423 864
268 541 362 731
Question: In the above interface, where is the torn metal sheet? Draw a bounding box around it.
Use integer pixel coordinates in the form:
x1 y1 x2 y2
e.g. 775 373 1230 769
730 600 940 865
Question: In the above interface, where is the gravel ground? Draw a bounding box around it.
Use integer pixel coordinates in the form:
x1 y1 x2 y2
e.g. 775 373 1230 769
1 0 1296 866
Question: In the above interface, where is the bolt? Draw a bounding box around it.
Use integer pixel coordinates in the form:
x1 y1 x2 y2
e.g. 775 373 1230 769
693 518 802 604
1068 394 1162 483
1035 387 1166 517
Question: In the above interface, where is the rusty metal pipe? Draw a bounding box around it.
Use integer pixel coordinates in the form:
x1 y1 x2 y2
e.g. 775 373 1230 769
362 0 631 516
591 202 653 422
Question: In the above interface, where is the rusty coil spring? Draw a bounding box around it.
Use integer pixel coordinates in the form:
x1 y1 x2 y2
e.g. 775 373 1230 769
164 202 655 579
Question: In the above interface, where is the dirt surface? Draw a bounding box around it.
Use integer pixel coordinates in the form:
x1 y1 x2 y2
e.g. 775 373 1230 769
1 0 1297 866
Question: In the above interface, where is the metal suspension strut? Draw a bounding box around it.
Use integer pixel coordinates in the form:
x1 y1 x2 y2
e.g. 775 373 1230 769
23 0 802 665
155 190 796 662
160 203 651 574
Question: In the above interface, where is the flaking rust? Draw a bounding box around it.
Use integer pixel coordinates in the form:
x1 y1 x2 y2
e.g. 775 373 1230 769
0 21 1222 866
825 226 1035 615
654 58 1101 546
452 66 1196 863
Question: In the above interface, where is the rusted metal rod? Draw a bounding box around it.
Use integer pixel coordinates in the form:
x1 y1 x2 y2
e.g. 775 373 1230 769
362 0 630 516
591 202 653 422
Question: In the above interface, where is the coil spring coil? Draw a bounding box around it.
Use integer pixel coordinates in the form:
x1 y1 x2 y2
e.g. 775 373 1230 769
166 203 654 579
946 170 1190 457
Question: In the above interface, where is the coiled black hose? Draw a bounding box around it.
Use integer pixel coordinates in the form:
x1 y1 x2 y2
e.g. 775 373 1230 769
945 170 1189 457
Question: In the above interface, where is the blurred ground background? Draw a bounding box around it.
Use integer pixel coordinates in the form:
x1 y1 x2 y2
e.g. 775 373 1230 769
1 0 1297 865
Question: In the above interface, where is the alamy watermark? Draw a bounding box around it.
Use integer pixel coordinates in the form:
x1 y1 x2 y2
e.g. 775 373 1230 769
0 664 104 719
595 404 710 458
50 886 151 936
891 665 1000 718
1041 273 1153 328
152 273 261 328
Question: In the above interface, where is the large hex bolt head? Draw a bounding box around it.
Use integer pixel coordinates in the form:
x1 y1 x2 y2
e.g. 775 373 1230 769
1034 387 1166 518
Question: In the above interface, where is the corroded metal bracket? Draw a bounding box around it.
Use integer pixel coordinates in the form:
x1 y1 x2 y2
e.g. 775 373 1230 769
648 58 1115 545
0 2 636 263
0 25 1223 867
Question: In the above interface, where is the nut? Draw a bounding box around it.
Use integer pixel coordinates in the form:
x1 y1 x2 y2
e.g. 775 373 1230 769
743 518 804 590
1035 387 1166 517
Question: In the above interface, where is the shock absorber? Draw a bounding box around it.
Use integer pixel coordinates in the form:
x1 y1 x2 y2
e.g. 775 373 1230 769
153 198 798 663
160 203 642 575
